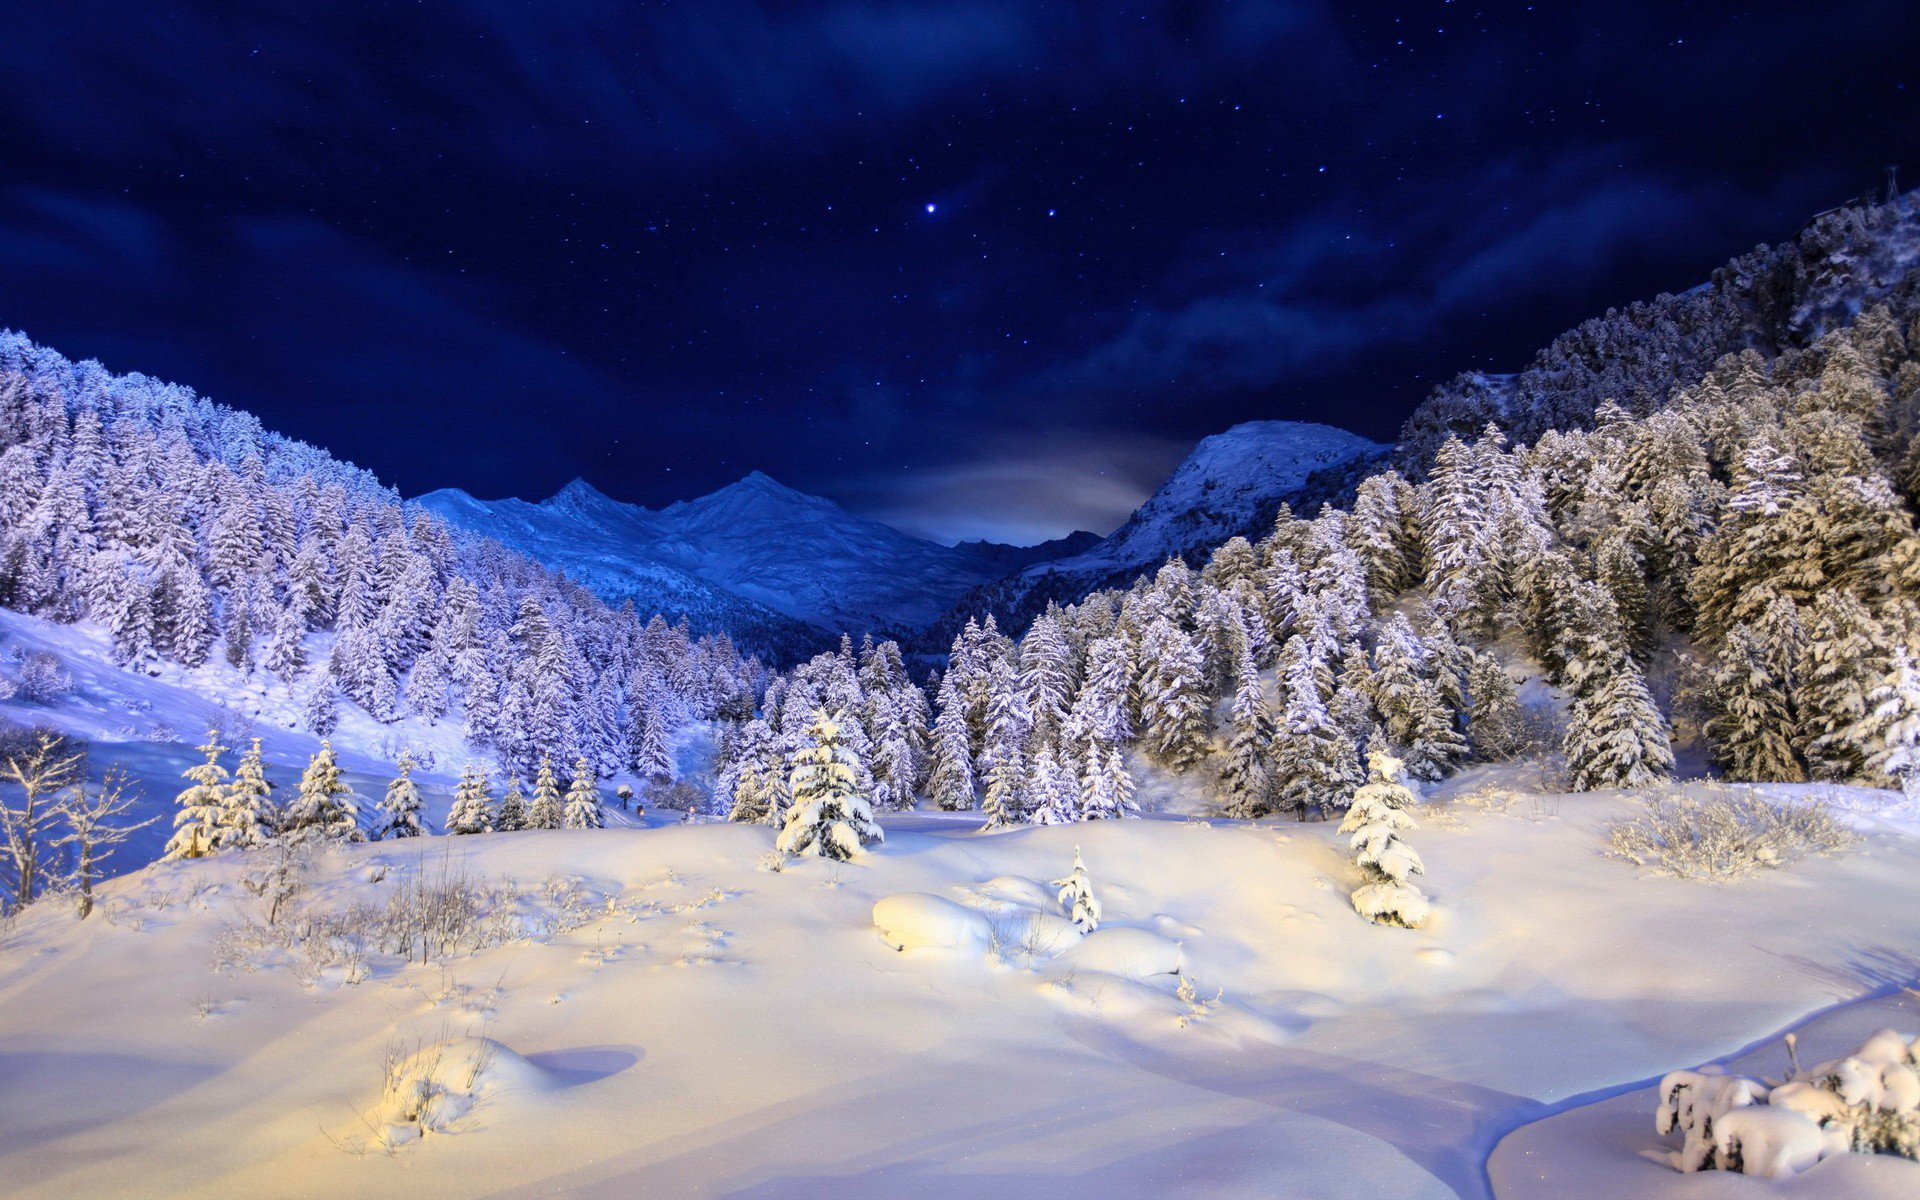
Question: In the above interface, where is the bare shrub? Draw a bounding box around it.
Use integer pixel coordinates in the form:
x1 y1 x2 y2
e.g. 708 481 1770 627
1606 784 1858 881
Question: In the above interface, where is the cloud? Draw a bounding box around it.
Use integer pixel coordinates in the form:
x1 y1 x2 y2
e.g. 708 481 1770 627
835 430 1192 545
1032 157 1809 408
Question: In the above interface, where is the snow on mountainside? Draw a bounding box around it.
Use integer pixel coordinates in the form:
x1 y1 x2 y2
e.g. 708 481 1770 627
922 420 1384 645
418 472 1071 645
1062 419 1384 572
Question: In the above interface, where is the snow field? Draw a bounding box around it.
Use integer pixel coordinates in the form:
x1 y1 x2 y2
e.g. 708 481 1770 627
4 775 1920 1198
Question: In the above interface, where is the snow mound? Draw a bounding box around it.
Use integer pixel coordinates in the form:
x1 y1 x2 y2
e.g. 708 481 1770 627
366 1036 553 1149
1064 927 1184 982
871 893 994 952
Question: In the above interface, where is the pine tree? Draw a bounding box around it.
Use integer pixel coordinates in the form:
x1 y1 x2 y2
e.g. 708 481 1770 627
1274 640 1359 816
1052 847 1101 933
221 737 275 849
1337 750 1430 929
1219 648 1274 818
163 730 230 860
563 758 605 829
286 741 363 842
494 777 529 831
1852 647 1920 800
1026 745 1079 825
1078 744 1138 820
776 710 882 860
302 664 340 738
1463 650 1527 761
980 742 1029 830
1707 623 1804 782
446 763 494 834
926 698 977 811
1138 620 1210 771
1565 658 1674 790
1797 590 1882 781
377 751 427 839
527 755 565 829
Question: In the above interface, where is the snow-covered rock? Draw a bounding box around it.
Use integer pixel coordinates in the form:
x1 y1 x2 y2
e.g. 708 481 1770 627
871 892 995 952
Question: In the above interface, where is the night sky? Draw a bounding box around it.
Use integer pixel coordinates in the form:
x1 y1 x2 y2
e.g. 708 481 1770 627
2 3 1915 544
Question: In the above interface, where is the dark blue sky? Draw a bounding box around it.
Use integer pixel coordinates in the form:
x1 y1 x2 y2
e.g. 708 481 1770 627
1 2 1915 543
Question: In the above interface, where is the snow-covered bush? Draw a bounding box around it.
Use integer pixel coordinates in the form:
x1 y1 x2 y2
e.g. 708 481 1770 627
1606 784 1856 881
15 652 72 703
1338 750 1431 928
1654 1030 1920 1179
363 1035 552 1150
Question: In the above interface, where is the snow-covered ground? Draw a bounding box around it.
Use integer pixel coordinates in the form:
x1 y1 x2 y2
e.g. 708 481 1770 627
4 770 1918 1198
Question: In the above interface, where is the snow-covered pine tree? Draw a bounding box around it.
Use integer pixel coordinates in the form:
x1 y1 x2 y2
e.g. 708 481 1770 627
302 663 340 738
1138 618 1210 771
1463 649 1527 761
286 741 363 842
776 709 882 860
1219 647 1275 818
1706 623 1804 782
980 742 1029 830
563 757 605 829
1565 656 1674 790
163 730 230 860
1797 590 1882 781
527 755 565 829
221 737 275 849
1074 743 1133 820
926 697 977 811
1063 634 1133 749
1273 639 1359 816
495 777 529 831
377 751 427 839
1337 750 1430 929
1052 847 1101 933
445 763 494 834
1026 745 1079 825
1852 646 1920 800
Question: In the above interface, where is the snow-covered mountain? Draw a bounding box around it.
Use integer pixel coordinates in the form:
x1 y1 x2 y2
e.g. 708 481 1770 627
418 473 1099 646
922 419 1385 644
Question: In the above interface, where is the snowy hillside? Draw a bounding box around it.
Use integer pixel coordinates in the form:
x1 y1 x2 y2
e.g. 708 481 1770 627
419 473 1091 644
3 778 1918 1198
926 420 1383 641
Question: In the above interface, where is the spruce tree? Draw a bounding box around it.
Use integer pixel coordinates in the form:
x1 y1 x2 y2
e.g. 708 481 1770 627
287 741 363 842
1337 750 1430 929
776 710 882 860
163 731 230 860
446 763 494 834
1463 650 1527 761
1220 648 1274 818
1707 623 1804 782
377 751 427 839
563 757 605 829
221 737 275 849
1138 620 1210 771
494 776 529 831
926 700 977 811
1565 658 1674 790
527 755 565 829
1852 647 1920 800
1077 744 1137 820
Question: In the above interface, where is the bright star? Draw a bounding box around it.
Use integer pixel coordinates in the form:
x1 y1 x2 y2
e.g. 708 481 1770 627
924 202 937 214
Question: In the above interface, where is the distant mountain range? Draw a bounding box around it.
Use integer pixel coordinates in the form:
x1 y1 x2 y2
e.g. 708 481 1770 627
416 420 1381 655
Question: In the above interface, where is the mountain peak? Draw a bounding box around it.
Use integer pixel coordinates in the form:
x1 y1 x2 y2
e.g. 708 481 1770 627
546 477 619 509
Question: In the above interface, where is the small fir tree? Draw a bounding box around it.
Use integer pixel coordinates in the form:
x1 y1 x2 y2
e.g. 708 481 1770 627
563 757 605 829
1052 847 1101 933
527 755 565 829
1337 750 1430 929
377 751 427 839
163 730 230 860
445 763 494 835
